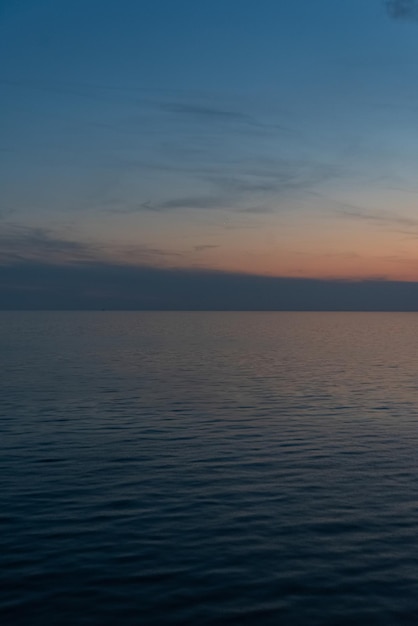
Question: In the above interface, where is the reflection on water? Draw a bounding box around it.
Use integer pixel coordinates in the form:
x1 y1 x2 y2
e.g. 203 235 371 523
1 312 418 625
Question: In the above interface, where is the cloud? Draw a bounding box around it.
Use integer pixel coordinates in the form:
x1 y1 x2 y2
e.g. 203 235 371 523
157 99 295 137
0 207 15 219
132 159 338 217
2 259 418 310
211 161 338 195
211 176 282 195
135 198 273 226
159 100 290 129
135 193 266 215
160 102 254 124
0 224 182 266
384 0 418 20
0 224 99 264
139 196 226 212
193 244 219 252
340 206 418 231
236 206 276 215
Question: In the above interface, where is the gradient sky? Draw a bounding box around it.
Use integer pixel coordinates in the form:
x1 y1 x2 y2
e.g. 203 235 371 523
2 0 418 308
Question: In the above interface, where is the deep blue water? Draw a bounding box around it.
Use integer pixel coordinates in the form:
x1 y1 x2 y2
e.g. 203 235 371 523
1 311 418 625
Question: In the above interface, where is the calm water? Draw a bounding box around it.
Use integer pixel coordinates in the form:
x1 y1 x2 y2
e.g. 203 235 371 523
1 312 418 625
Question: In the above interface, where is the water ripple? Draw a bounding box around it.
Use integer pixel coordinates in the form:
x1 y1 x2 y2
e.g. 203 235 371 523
1 312 418 624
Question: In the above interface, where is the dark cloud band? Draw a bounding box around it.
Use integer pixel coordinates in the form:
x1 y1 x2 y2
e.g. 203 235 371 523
2 259 418 311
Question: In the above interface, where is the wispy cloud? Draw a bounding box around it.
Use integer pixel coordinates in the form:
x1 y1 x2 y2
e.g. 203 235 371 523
315 191 418 234
340 206 418 230
129 159 338 217
0 207 15 219
0 224 182 266
193 244 219 252
139 196 226 212
0 224 98 264
160 102 254 124
384 0 418 20
211 161 338 195
155 96 299 142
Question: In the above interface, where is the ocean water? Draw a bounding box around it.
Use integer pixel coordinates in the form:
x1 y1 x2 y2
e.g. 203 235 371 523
1 311 418 625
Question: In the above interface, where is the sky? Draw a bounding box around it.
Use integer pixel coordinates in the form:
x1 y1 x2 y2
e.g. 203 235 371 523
2 0 418 309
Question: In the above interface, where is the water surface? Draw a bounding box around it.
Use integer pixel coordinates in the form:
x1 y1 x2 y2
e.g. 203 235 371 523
1 312 418 625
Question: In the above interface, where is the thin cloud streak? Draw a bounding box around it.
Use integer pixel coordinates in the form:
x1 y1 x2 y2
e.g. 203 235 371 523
139 197 227 212
160 102 254 124
340 207 418 230
193 244 219 252
127 160 339 216
385 0 418 20
0 224 183 266
0 225 99 264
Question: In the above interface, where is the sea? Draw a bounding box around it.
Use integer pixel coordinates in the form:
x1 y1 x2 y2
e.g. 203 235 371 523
1 311 418 625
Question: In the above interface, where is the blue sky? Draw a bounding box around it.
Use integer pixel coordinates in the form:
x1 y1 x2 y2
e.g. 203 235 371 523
2 0 418 307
